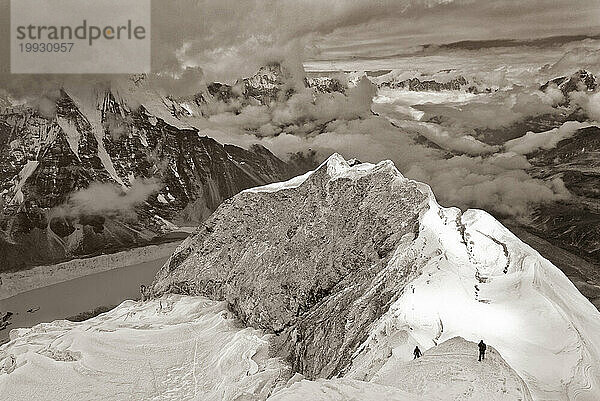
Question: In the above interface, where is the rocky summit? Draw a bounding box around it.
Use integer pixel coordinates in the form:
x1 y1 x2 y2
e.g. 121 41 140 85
153 155 428 378
379 75 469 92
152 154 600 400
540 69 597 103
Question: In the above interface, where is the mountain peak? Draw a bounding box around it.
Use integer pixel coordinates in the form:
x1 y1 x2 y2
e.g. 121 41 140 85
152 155 600 399
541 69 597 98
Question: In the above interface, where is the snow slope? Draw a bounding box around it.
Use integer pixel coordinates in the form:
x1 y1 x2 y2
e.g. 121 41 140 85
368 337 532 401
269 338 531 401
270 335 532 401
0 296 288 401
234 154 600 400
268 378 428 401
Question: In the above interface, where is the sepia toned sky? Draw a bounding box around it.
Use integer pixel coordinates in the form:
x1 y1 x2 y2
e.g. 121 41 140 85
312 0 600 58
148 0 600 78
1 0 598 78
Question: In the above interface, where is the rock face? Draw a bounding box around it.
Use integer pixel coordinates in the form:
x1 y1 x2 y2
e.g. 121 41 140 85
153 156 428 378
0 83 300 272
199 64 346 107
380 76 469 92
304 76 347 94
527 125 600 267
540 69 597 102
0 63 355 272
152 154 600 400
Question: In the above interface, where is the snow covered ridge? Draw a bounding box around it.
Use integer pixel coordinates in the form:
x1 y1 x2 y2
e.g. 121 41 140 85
153 154 600 400
2 155 600 400
0 297 529 401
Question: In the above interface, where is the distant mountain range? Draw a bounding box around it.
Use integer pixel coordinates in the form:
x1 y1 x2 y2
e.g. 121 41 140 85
1 65 598 296
0 66 324 272
425 33 600 51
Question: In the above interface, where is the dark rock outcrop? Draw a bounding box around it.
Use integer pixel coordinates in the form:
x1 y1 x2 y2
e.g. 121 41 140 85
540 69 597 103
380 76 468 92
525 125 600 267
197 64 347 108
305 76 347 94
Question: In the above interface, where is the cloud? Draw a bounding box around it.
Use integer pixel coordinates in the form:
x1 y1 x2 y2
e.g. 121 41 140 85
316 0 600 61
391 119 499 155
178 59 590 217
549 41 600 77
32 92 60 119
3 0 598 98
504 121 596 154
413 86 565 131
405 153 571 216
53 178 161 219
204 76 376 134
572 91 600 121
188 79 570 217
586 92 600 121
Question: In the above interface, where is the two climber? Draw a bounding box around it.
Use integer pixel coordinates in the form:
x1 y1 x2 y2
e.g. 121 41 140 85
412 340 487 361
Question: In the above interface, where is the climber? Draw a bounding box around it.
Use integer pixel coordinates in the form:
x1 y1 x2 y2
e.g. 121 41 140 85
140 284 148 302
413 346 422 359
478 340 486 361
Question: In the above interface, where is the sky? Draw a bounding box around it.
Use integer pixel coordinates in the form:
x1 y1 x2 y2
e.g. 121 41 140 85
311 0 600 61
146 0 600 80
1 0 599 84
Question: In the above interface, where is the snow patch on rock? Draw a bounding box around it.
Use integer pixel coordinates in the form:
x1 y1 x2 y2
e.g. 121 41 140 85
64 89 125 187
244 153 392 194
10 161 39 204
56 117 81 159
